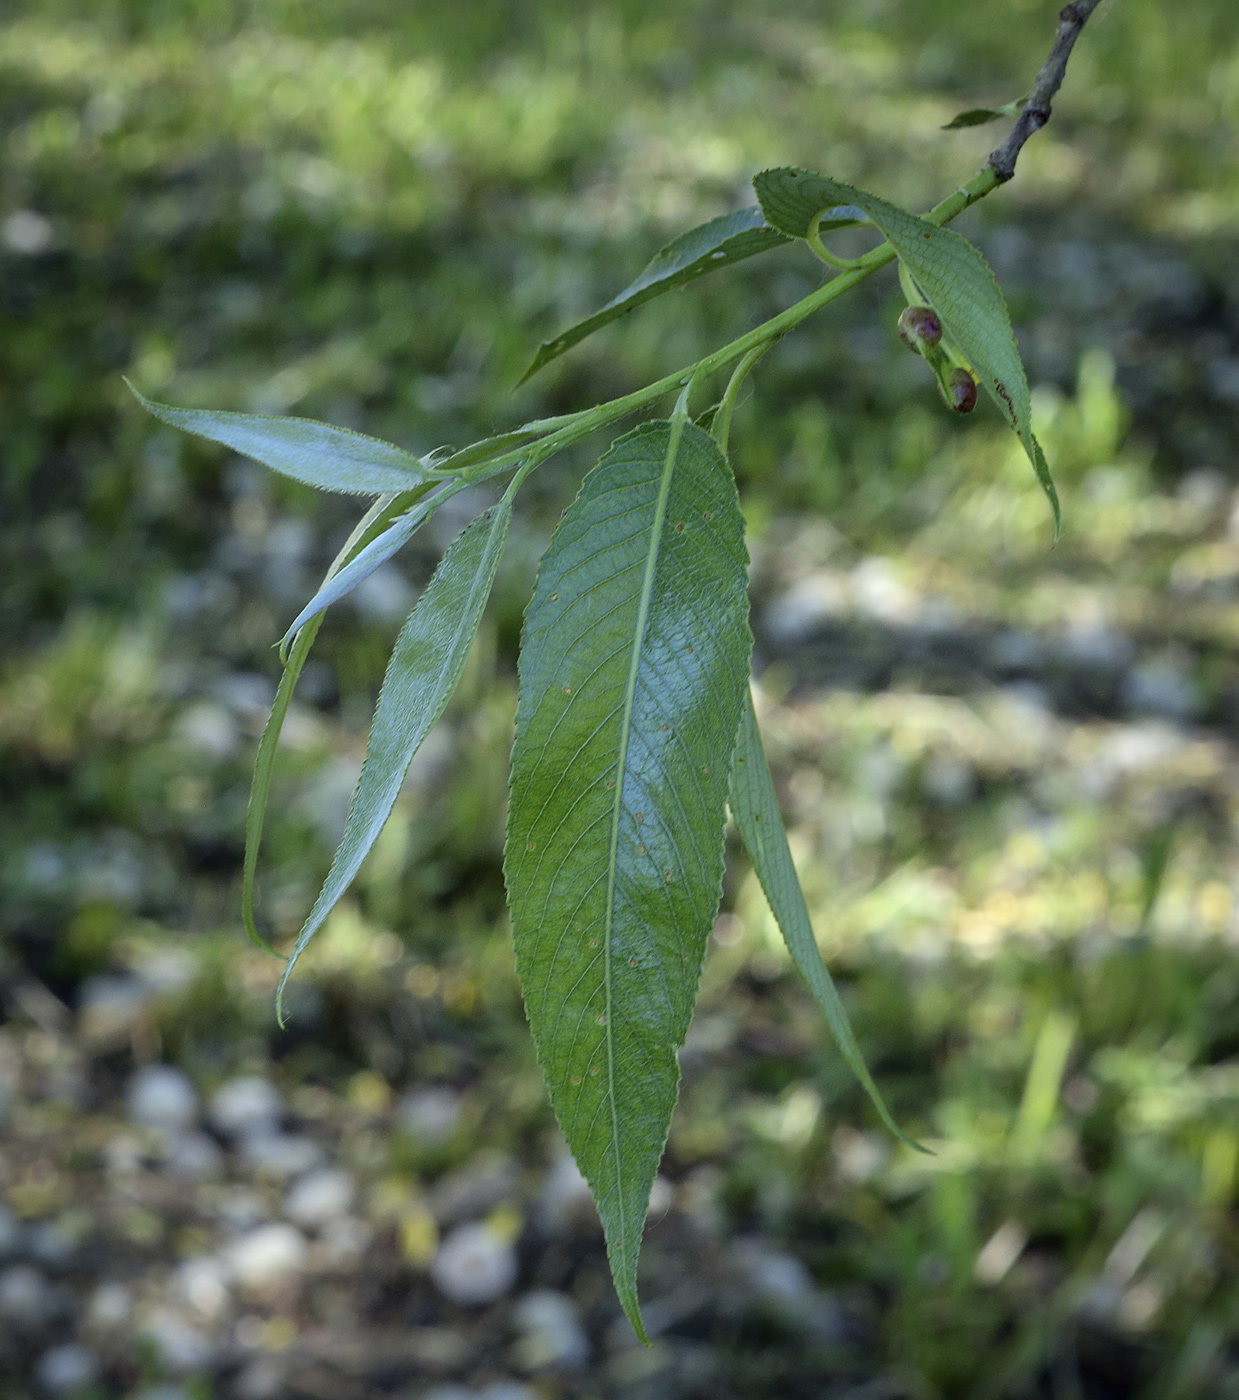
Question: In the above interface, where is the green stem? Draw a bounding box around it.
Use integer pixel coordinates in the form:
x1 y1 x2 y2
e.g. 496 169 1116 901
805 209 870 272
713 341 775 457
445 163 1003 486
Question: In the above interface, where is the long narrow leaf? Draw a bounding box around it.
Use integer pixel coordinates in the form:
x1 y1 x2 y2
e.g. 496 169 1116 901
729 691 921 1150
279 482 463 656
519 208 815 384
275 498 515 1018
753 168 1059 537
128 383 434 495
242 616 325 953
242 491 411 951
505 420 752 1336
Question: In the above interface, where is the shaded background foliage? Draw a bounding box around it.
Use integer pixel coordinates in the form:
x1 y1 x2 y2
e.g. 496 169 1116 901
5 0 1239 1396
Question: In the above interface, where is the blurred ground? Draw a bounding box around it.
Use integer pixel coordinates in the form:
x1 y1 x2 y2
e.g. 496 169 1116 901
4 1 1239 1396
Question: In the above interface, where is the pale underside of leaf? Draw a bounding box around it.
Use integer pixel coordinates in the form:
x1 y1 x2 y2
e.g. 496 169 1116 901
279 481 467 655
128 383 434 495
752 168 1058 536
275 499 514 1018
729 693 921 1151
243 490 416 952
519 206 864 384
505 420 751 1337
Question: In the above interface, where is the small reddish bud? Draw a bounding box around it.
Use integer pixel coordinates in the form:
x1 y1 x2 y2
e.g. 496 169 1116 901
898 305 942 354
944 367 978 414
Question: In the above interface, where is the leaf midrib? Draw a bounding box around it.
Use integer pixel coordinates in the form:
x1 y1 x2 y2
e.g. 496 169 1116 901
600 412 687 1262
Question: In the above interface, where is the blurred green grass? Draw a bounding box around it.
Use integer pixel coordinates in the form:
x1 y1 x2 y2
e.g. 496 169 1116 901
5 0 1239 1395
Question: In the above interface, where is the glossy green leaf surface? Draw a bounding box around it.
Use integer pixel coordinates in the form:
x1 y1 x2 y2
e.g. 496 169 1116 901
518 208 803 383
276 498 514 1016
129 384 433 495
729 693 918 1149
505 419 751 1336
753 168 1058 536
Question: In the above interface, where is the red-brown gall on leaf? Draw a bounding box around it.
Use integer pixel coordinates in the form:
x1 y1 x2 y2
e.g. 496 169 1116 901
898 305 942 355
944 367 978 414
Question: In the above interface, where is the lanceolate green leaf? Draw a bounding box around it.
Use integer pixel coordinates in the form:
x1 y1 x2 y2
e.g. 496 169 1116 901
520 208 814 384
505 420 752 1336
129 384 434 495
275 497 515 1018
279 482 465 656
753 168 1058 536
243 490 415 953
729 694 920 1150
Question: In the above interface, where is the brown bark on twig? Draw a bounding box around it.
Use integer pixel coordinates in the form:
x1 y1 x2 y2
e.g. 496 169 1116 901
988 0 1107 183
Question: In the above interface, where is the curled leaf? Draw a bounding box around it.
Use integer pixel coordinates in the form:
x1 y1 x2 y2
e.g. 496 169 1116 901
753 168 1059 537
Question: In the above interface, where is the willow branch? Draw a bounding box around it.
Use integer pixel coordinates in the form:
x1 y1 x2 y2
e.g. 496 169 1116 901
988 0 1106 183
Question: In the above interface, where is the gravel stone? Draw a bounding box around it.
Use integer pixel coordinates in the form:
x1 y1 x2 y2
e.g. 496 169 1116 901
430 1222 518 1306
239 1132 323 1181
0 1265 55 1326
209 1076 283 1138
173 1256 231 1319
33 1343 98 1395
284 1167 355 1228
163 1131 225 1180
227 1223 308 1292
396 1086 462 1145
127 1065 199 1131
537 1152 596 1233
138 1307 213 1373
512 1289 591 1369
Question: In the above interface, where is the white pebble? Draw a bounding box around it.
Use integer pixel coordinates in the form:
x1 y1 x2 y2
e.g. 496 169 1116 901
34 1344 98 1395
227 1223 307 1292
317 1216 370 1267
138 1308 212 1374
2 209 53 255
430 1222 517 1306
27 1221 74 1266
396 1086 461 1145
85 1282 132 1332
128 1066 198 1131
233 1358 285 1400
512 1289 590 1369
239 1132 322 1181
209 1077 283 1138
537 1152 596 1233
163 1132 224 1181
284 1168 354 1228
173 1256 231 1320
0 1265 54 1325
